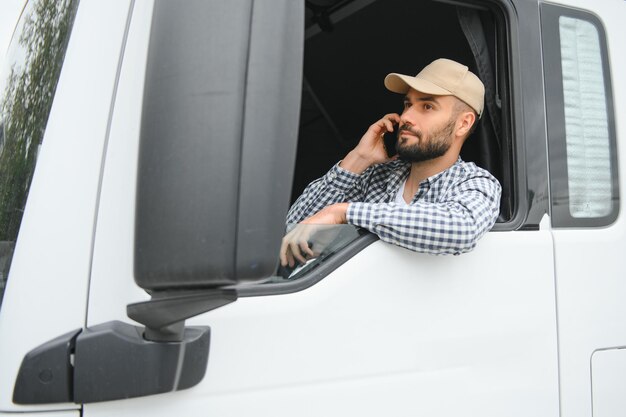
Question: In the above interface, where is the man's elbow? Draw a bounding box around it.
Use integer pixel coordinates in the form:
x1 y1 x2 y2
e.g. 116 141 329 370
430 235 479 256
446 213 498 255
411 221 489 255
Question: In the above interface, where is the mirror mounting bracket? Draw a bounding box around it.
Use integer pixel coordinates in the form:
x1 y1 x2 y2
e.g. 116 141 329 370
127 289 238 342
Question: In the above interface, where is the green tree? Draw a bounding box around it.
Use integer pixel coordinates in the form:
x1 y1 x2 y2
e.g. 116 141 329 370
0 0 79 242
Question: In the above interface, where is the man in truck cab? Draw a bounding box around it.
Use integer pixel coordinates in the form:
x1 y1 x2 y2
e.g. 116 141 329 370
280 58 502 268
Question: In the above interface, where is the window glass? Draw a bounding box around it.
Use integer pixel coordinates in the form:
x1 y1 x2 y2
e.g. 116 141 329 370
0 0 79 307
237 223 374 297
559 16 612 218
272 224 363 282
542 4 618 228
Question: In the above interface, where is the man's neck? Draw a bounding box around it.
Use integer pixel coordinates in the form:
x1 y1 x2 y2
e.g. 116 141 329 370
404 153 459 199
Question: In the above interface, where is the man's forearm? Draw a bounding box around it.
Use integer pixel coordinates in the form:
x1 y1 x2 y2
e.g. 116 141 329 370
339 150 376 174
301 202 349 225
346 185 501 255
347 201 486 255
286 163 364 224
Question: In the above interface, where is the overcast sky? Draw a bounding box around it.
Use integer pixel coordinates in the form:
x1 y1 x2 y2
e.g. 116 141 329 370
0 0 26 65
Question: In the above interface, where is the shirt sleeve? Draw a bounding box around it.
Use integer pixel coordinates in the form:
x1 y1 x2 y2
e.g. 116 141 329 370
346 174 502 255
286 163 369 224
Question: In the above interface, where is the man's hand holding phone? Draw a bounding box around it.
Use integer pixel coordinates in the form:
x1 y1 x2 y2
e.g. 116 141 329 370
339 113 400 174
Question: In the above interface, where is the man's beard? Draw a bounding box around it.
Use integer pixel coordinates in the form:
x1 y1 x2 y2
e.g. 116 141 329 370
396 117 456 163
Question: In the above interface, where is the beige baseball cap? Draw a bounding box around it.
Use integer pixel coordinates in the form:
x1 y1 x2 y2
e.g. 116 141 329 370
384 58 485 117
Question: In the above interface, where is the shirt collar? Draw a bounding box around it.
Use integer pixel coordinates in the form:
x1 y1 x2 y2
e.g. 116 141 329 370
424 157 463 185
385 160 411 197
386 157 464 197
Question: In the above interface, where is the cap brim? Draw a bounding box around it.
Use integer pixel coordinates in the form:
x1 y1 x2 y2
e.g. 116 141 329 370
384 73 451 96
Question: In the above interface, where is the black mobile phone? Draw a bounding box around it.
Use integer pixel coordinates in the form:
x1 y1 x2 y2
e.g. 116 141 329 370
383 124 398 158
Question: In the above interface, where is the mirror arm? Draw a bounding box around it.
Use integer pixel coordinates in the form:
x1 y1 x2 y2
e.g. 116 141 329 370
127 289 237 342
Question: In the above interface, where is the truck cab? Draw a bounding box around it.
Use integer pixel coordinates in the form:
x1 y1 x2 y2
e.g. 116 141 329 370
0 0 624 416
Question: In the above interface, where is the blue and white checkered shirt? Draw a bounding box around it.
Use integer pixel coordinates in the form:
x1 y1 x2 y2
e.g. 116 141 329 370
286 158 501 255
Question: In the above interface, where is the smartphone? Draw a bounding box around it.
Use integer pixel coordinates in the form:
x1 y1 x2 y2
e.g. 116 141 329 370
383 124 398 158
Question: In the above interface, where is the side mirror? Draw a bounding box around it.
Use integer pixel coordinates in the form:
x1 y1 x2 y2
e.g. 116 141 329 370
130 0 303 340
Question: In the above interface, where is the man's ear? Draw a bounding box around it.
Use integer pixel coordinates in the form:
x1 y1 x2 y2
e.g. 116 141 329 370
456 111 476 140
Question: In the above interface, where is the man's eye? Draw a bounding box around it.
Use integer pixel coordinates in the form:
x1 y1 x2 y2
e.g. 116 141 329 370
424 103 432 110
403 102 410 109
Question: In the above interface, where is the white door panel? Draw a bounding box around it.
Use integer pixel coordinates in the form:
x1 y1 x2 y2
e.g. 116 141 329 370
553 224 626 417
591 348 626 417
86 225 559 416
201 233 558 417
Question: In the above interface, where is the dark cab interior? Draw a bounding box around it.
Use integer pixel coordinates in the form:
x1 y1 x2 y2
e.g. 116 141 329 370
293 0 512 221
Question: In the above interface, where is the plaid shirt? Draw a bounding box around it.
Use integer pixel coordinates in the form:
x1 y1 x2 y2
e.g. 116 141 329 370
286 158 501 255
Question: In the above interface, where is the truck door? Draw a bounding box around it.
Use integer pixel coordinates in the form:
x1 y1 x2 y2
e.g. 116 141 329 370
82 0 560 415
541 2 626 417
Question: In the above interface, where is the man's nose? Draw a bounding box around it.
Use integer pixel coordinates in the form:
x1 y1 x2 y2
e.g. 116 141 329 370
400 106 417 125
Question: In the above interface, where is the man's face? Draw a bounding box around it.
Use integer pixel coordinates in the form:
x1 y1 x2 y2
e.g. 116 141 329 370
396 89 458 163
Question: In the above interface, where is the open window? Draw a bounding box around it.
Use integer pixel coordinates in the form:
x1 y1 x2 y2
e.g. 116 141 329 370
293 0 513 220
242 0 516 295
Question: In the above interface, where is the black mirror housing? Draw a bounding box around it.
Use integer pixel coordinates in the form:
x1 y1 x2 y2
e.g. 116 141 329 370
134 0 303 290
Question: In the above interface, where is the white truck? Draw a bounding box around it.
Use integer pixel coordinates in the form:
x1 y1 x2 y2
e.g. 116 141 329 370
0 0 624 416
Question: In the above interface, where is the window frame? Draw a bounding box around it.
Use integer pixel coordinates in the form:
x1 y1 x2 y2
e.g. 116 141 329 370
541 3 619 228
236 231 378 297
237 0 524 298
